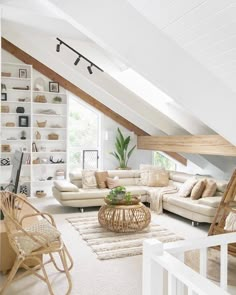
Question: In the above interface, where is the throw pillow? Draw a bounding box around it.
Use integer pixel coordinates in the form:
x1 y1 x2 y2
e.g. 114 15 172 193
202 179 217 197
224 212 236 231
147 170 169 187
178 177 198 198
95 171 109 188
106 177 119 189
82 170 97 189
190 179 206 200
140 170 149 185
15 219 61 255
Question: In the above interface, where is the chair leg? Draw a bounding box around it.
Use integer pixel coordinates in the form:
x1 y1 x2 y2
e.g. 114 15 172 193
58 249 72 295
40 262 55 295
0 257 23 294
50 245 73 272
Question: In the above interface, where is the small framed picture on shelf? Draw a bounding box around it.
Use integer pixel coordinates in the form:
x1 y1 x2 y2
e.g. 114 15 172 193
19 115 29 127
19 69 27 78
1 93 7 101
49 82 59 93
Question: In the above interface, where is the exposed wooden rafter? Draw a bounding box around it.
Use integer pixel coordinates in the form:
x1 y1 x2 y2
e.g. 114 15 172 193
2 37 187 166
138 135 236 156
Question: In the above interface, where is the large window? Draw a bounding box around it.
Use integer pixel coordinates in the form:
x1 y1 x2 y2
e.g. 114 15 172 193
68 94 100 171
153 152 176 170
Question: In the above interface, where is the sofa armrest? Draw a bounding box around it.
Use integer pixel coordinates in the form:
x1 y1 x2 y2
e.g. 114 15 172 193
53 180 79 192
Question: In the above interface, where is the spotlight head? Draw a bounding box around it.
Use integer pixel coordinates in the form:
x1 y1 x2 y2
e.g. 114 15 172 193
87 64 93 74
74 56 81 66
56 43 60 52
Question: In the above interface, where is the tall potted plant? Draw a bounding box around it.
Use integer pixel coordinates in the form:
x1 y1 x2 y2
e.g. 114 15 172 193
110 128 136 169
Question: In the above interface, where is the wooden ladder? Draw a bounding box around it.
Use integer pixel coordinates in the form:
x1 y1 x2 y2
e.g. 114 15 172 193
208 169 236 256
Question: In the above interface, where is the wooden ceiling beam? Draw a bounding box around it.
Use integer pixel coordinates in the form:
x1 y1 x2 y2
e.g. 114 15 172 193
138 135 236 156
2 37 187 166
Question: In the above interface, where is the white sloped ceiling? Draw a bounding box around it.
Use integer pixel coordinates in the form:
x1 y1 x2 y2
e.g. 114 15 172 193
1 1 236 179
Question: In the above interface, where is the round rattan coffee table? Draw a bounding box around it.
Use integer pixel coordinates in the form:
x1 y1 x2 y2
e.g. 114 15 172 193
98 203 151 233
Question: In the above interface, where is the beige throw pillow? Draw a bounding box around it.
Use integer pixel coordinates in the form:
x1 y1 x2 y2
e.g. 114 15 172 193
140 170 149 185
82 170 97 189
15 219 61 255
178 177 197 198
95 171 109 188
224 212 236 231
190 179 206 200
106 177 119 189
202 179 217 197
147 170 169 187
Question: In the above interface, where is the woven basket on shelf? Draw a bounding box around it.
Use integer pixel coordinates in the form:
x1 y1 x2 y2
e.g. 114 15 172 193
36 120 47 127
1 106 9 113
48 133 59 140
34 95 47 103
6 122 15 127
35 192 47 198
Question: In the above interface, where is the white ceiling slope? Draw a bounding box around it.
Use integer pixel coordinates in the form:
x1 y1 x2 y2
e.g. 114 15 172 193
1 1 236 178
46 0 236 147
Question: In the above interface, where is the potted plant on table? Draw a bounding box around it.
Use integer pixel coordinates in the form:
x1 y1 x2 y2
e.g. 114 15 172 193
110 128 136 169
106 186 132 204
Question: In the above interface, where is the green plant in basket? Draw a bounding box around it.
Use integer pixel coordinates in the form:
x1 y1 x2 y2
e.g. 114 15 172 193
106 186 132 204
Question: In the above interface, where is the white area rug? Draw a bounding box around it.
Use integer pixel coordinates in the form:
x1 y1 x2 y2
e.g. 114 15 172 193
67 213 183 260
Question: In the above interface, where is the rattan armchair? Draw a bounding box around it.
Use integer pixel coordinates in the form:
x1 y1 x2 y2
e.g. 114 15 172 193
0 191 73 294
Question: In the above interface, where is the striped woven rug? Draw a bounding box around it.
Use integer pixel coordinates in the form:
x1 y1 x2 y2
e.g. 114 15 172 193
67 213 183 260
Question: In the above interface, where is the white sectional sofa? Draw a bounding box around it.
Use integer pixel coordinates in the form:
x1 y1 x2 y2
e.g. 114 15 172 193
52 170 228 224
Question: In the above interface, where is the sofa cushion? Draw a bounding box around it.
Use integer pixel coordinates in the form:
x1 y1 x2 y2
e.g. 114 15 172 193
169 171 195 183
15 219 61 255
59 186 147 201
107 170 141 178
164 196 217 217
224 212 236 231
82 170 97 189
60 189 110 200
95 171 108 188
106 177 119 189
198 196 222 208
191 180 206 200
53 180 79 192
178 178 197 198
202 179 217 197
147 170 169 187
124 186 148 196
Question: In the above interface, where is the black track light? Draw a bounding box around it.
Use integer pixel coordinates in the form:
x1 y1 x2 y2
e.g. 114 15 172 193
56 38 104 74
74 56 81 66
56 42 61 52
87 64 93 74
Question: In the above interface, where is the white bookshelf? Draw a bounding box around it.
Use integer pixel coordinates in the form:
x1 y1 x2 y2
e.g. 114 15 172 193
1 62 68 197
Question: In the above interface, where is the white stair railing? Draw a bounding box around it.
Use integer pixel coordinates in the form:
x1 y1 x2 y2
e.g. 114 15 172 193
143 232 236 295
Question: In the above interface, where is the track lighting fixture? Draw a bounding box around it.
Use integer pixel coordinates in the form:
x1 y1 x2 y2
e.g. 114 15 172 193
87 64 93 74
56 37 103 74
74 56 81 66
56 41 62 52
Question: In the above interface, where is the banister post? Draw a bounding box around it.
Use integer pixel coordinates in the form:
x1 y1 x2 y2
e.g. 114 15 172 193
142 239 164 295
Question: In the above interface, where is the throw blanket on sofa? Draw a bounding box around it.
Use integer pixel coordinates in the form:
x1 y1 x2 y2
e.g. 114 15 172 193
148 185 179 214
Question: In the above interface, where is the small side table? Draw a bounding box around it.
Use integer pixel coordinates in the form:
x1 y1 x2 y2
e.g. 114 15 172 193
98 203 151 233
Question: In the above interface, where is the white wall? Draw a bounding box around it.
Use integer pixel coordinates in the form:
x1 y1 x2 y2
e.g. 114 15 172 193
100 115 152 170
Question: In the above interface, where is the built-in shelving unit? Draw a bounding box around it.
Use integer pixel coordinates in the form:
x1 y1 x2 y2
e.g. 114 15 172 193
1 62 68 197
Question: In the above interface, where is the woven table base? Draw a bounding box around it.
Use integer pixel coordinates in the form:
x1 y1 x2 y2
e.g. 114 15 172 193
98 203 151 233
